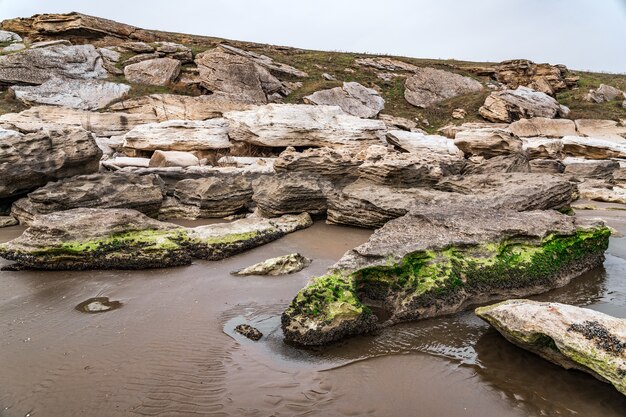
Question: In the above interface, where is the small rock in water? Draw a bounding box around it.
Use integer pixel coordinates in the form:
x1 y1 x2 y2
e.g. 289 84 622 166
75 297 122 314
235 324 263 341
231 253 312 276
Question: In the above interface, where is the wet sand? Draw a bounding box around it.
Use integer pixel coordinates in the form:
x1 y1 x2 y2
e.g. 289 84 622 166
1 209 625 417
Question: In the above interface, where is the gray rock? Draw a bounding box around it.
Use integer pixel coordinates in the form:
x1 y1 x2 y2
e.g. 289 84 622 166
124 58 181 86
218 44 308 79
1 43 25 53
584 84 625 103
122 119 231 152
0 30 22 43
476 300 626 395
304 82 384 118
232 253 311 276
30 40 72 49
404 67 483 108
355 57 418 72
479 87 570 123
252 173 328 217
170 176 253 218
0 126 101 199
454 128 523 158
0 216 18 228
563 158 620 181
530 159 565 174
274 146 363 179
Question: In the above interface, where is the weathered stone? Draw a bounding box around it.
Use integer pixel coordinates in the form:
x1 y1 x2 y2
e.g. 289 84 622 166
170 176 253 218
452 108 466 119
232 253 312 276
562 136 626 159
578 181 626 205
479 87 570 123
0 30 22 43
404 67 483 108
252 173 328 217
123 58 181 86
495 60 577 95
0 126 101 199
225 104 386 149
282 206 609 345
355 57 418 72
101 157 151 169
149 150 199 167
575 119 626 139
218 44 308 79
234 324 263 341
110 93 254 121
584 84 625 103
122 119 231 152
462 153 530 175
510 117 577 138
10 77 130 110
120 41 154 53
304 82 384 118
0 44 108 85
122 52 163 66
454 128 522 158
438 122 511 139
0 216 18 228
522 137 564 159
10 173 165 224
154 42 192 62
386 130 463 156
1 43 25 53
274 147 362 179
476 300 626 395
378 114 417 131
30 40 72 49
529 159 565 174
0 106 157 137
563 158 620 181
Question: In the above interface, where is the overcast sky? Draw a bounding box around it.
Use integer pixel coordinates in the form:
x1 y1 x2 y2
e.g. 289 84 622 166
1 0 625 73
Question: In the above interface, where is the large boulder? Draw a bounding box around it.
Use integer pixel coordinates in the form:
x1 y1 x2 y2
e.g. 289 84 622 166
149 150 199 168
479 87 570 123
510 117 577 138
224 104 386 149
0 126 101 199
274 147 363 179
304 82 384 118
495 60 578 95
169 176 253 218
575 119 626 139
561 136 626 159
476 300 626 395
123 57 181 86
252 173 328 217
122 119 231 152
0 30 22 43
0 208 312 270
218 44 308 79
404 67 483 108
0 44 108 85
282 207 609 345
563 158 620 181
386 130 463 156
454 127 522 158
10 173 165 225
584 84 625 103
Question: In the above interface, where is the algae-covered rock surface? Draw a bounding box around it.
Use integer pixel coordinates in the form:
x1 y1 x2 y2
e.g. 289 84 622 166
476 300 626 396
282 206 610 345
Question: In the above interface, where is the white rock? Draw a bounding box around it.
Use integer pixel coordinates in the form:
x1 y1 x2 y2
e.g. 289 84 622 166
386 130 463 156
122 119 231 151
304 81 385 118
479 87 570 123
0 30 22 43
149 150 200 167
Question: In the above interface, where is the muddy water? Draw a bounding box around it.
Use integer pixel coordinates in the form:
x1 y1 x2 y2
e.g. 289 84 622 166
1 209 626 417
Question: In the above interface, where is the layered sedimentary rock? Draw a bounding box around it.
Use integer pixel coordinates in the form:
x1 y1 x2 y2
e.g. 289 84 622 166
404 67 483 108
225 104 386 149
304 82 384 118
355 57 418 72
232 253 312 276
476 300 626 395
495 60 578 95
10 173 165 224
584 84 625 103
0 208 312 269
282 206 609 345
561 136 626 159
218 44 308 79
169 176 253 218
479 87 570 123
386 130 463 156
122 119 231 152
252 173 328 217
462 153 530 174
274 147 363 179
149 150 199 167
563 158 620 181
509 117 577 138
123 57 181 86
454 127 522 158
575 119 626 139
0 126 101 198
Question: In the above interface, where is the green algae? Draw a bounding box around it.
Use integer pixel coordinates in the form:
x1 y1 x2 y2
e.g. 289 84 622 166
200 230 262 245
286 227 611 325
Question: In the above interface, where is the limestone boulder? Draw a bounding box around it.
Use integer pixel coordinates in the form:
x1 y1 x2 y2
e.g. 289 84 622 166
0 216 18 228
123 58 181 86
122 119 231 152
304 82 384 118
495 60 578 95
378 114 418 132
10 77 130 110
563 158 620 181
355 57 418 72
282 206 609 345
575 119 626 139
584 84 625 103
218 44 308 79
149 150 199 167
529 159 565 174
0 126 101 199
522 137 564 159
274 147 363 179
404 67 483 108
479 87 570 123
386 130 463 156
462 153 530 175
578 181 626 205
224 104 386 149
510 117 577 138
252 173 328 217
232 253 311 276
0 30 22 43
561 136 626 159
10 173 165 224
454 127 523 158
169 176 253 218
476 300 625 395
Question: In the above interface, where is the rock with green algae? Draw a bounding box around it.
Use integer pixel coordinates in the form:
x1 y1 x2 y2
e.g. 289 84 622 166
0 208 312 270
281 205 610 346
232 253 312 276
476 300 626 396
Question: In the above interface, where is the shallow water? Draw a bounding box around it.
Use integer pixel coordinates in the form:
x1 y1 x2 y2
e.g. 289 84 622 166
1 210 625 417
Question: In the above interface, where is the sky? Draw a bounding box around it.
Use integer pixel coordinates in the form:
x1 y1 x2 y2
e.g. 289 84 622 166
0 0 625 73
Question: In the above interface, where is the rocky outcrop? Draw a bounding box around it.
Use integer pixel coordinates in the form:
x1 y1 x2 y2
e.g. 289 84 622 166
0 44 108 85
479 87 570 123
232 253 312 276
0 126 101 199
476 300 626 395
578 181 626 204
0 208 312 269
218 44 308 79
0 216 18 228
274 147 363 179
575 119 626 139
563 158 620 181
122 119 231 152
386 130 463 156
355 57 418 72
10 173 165 224
123 58 181 86
224 104 386 149
10 77 130 110
584 84 624 103
304 82 384 118
282 206 609 345
510 118 577 138
252 173 328 217
169 176 253 218
454 127 522 158
495 60 578 95
149 150 199 167
404 67 483 108
561 136 626 159
529 159 565 174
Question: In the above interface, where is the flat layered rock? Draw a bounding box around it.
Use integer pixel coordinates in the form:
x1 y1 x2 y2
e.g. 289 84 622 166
476 300 626 395
219 44 308 79
355 57 418 72
522 137 563 159
462 153 530 175
563 158 620 181
0 216 18 228
0 126 101 199
11 173 165 224
304 82 384 118
122 119 231 152
149 150 199 167
561 136 626 159
171 176 253 218
578 181 626 204
510 117 577 138
386 130 463 156
495 60 577 95
232 253 311 276
479 87 570 123
0 44 108 85
584 84 625 104
124 57 181 86
454 127 522 158
282 207 609 345
404 67 483 108
10 77 130 110
225 104 386 149
274 147 363 179
252 173 328 217
575 119 626 139
0 208 312 269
